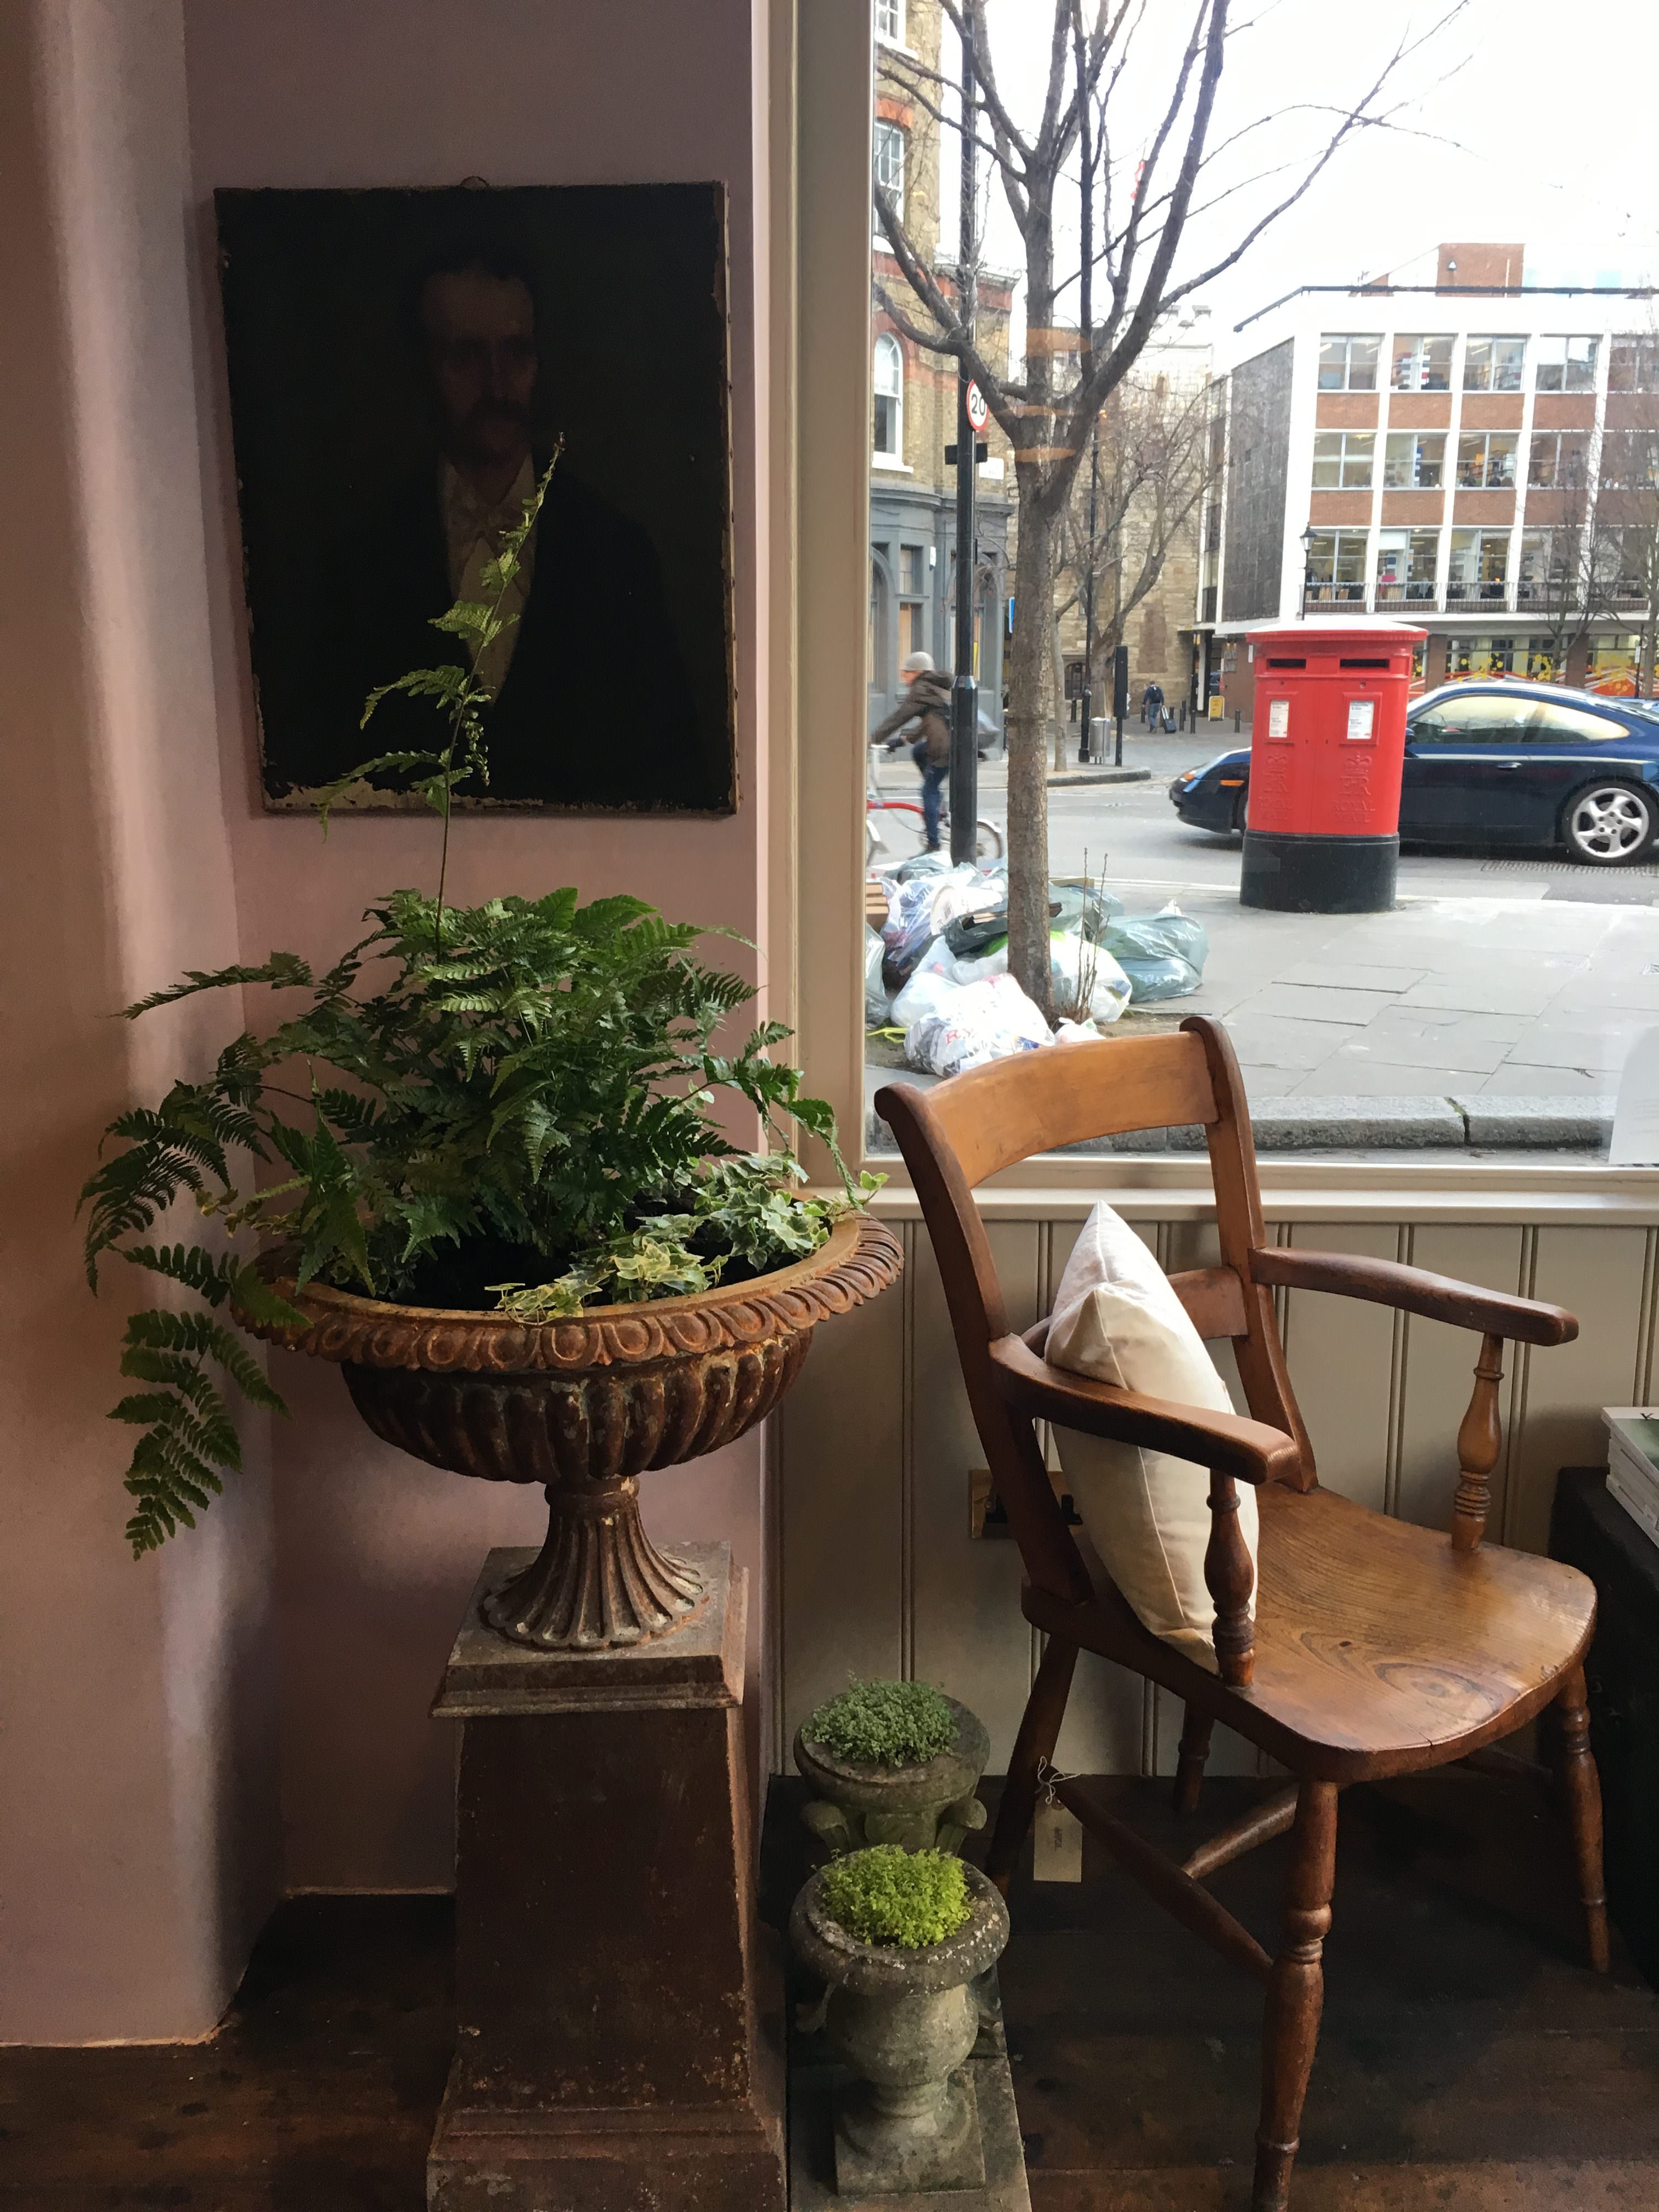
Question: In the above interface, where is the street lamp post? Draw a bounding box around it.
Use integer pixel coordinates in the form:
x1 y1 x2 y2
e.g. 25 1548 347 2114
1300 524 1317 619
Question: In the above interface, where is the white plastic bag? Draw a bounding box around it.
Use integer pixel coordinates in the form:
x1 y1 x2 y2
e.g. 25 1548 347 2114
905 972 1053 1077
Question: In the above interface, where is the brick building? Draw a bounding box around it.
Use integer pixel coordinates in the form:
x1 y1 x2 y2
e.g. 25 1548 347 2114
869 0 1013 737
1198 241 1659 718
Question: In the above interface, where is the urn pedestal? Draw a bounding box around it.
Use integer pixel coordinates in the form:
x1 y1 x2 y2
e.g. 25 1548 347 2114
426 1541 785 2212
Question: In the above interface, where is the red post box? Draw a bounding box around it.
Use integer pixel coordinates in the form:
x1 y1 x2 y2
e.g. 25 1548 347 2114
1240 619 1426 913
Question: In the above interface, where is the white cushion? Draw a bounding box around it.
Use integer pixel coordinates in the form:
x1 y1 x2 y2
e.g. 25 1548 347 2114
1045 1203 1257 1671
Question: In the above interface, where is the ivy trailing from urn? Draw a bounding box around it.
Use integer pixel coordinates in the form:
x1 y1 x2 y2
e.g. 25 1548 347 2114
81 459 873 1557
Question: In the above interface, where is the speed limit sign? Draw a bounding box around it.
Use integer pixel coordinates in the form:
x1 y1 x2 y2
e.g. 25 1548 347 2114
966 380 989 432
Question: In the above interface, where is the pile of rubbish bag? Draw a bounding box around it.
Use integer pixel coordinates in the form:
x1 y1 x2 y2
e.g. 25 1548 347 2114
865 851 1209 1078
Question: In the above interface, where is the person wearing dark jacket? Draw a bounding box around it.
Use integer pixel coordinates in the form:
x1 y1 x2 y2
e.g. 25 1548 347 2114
1141 679 1164 728
870 651 952 851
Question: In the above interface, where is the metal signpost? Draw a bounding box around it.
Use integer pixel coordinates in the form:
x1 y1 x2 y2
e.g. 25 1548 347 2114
947 26 980 866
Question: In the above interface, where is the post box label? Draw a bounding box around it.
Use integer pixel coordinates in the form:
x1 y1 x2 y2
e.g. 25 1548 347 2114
1267 697 1290 741
1345 697 1376 743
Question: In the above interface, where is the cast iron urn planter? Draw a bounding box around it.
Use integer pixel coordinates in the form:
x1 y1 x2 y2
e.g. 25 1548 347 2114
789 1859 1011 2195
240 1212 900 1650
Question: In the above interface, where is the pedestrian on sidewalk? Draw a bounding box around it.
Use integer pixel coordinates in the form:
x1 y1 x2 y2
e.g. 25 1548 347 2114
870 650 952 852
1140 678 1164 729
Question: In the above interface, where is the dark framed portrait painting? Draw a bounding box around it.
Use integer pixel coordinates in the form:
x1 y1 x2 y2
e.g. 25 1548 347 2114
214 184 736 814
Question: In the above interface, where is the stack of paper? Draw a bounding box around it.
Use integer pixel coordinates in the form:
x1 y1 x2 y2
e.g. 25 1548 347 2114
1602 1407 1659 1545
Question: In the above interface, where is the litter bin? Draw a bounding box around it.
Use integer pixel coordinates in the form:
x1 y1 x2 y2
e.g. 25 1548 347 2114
1239 619 1426 913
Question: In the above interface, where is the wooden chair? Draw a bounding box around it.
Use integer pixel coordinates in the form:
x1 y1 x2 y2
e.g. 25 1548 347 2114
875 1015 1608 2212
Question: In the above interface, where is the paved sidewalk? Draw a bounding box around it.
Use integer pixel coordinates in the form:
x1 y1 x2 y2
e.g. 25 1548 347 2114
1149 883 1659 1099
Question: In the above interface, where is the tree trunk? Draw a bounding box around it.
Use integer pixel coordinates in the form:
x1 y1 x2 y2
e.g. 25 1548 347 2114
1007 490 1057 1020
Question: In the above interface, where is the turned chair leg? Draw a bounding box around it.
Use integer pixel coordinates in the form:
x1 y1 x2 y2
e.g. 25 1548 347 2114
1252 1779 1339 2212
1174 1702 1214 1815
985 1635 1078 1895
1551 1663 1611 1973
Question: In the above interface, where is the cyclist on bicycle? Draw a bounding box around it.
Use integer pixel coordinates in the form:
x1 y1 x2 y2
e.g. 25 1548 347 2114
870 651 952 853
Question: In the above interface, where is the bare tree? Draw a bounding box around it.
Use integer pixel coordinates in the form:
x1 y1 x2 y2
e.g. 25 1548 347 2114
875 0 1463 1012
1052 366 1210 728
1599 321 1659 694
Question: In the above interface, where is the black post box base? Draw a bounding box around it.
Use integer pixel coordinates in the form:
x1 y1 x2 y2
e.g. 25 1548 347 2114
1240 830 1398 913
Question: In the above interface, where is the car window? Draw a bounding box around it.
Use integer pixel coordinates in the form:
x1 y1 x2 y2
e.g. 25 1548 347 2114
1412 695 1525 743
1528 703 1635 744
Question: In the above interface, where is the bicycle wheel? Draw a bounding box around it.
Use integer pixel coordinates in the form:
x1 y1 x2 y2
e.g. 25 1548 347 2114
974 819 1005 861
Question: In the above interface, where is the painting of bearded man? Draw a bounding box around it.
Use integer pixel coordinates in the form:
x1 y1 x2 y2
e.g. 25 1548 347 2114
215 185 735 813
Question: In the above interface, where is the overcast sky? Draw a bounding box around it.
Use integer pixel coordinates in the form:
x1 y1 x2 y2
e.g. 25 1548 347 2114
934 0 1659 343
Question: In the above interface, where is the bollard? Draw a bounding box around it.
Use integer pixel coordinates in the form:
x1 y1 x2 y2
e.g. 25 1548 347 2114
1233 708 1242 734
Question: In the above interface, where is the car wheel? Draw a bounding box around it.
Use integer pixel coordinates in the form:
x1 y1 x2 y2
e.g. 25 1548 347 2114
1561 781 1656 866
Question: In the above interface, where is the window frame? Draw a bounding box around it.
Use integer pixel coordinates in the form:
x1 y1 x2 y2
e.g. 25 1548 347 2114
1463 334 1526 393
1383 430 1445 489
1390 332 1453 392
872 117 905 239
1311 428 1375 489
872 330 902 459
1534 334 1600 394
1527 428 1590 490
793 0 1658 1195
874 0 905 46
1316 332 1381 392
1455 430 1518 490
1610 336 1659 395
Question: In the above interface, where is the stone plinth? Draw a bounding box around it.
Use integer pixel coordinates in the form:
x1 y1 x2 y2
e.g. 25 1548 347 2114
426 1542 785 2211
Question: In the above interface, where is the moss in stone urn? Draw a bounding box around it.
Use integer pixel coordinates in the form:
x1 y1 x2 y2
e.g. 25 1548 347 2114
795 1680 990 1859
817 1846 972 1950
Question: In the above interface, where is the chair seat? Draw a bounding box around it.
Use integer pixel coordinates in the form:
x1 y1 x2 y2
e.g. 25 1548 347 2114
1024 1481 1598 1782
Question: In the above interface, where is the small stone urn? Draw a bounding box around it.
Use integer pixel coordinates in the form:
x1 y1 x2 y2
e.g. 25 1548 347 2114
794 1694 991 1857
790 1859 1009 2195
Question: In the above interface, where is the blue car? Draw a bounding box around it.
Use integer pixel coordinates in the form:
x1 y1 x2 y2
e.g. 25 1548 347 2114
1169 681 1659 865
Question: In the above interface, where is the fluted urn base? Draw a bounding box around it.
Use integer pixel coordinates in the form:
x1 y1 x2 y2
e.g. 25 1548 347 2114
482 1477 709 1650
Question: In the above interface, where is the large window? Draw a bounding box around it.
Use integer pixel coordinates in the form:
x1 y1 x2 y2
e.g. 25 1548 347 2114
1463 335 1526 392
1383 431 1444 489
872 332 902 460
1317 333 1380 391
1610 336 1659 394
1595 528 1647 606
1311 430 1374 488
1304 529 1368 601
872 119 905 235
1598 432 1659 490
1517 529 1575 605
1536 335 1600 393
1446 635 1517 676
1456 432 1517 489
1528 428 1590 489
874 0 905 44
1390 333 1453 392
1447 527 1510 603
1375 528 1439 602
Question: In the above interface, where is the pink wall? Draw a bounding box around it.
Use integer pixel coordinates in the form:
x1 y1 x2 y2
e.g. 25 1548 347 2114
0 0 279 2042
181 0 776 1889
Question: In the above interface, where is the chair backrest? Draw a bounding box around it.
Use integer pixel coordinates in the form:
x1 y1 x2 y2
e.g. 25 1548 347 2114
875 1016 1314 1603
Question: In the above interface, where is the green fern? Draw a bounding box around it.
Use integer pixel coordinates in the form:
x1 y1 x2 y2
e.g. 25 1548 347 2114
83 458 871 1556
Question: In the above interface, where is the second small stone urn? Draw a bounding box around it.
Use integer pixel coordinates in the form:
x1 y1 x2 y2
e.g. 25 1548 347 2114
789 1857 1009 2195
794 1690 991 1857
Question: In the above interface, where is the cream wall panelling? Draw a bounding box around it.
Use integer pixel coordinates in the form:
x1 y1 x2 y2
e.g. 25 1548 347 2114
777 1205 1659 1778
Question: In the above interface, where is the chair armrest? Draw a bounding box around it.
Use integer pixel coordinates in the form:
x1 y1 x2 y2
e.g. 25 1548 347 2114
1247 1248 1577 1347
988 1335 1301 1487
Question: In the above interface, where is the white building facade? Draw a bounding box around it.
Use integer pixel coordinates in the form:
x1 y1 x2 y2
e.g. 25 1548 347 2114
1197 243 1659 715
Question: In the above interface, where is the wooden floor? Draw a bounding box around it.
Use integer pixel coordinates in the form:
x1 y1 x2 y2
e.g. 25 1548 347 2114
3 1774 1657 2209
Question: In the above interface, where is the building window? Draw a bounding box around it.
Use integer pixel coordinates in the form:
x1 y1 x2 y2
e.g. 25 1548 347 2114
898 543 926 657
875 0 905 43
873 332 902 459
868 561 889 682
1588 634 1644 692
1317 333 1380 391
1390 334 1453 392
1304 529 1368 602
1610 336 1659 394
1383 431 1445 489
1527 429 1591 490
873 120 905 236
1311 430 1374 488
1463 335 1526 392
1455 431 1517 489
1447 528 1511 603
1535 335 1599 393
1594 528 1646 606
1517 530 1576 605
1598 432 1659 491
1375 528 1439 603
1446 635 1516 677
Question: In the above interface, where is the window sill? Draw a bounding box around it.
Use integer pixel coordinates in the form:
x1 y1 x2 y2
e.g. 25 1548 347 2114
872 457 914 474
